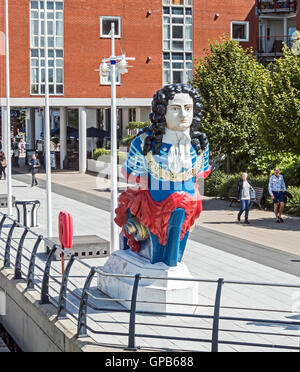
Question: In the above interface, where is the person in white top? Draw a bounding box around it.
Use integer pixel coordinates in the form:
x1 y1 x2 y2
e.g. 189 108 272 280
236 173 255 224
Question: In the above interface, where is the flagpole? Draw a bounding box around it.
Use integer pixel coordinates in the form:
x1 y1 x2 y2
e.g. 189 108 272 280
44 4 53 237
5 0 12 216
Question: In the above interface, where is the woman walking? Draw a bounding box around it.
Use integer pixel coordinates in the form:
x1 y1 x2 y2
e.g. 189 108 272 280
236 173 255 224
0 151 7 180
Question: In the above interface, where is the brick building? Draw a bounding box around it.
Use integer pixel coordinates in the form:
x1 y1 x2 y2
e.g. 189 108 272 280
0 0 299 171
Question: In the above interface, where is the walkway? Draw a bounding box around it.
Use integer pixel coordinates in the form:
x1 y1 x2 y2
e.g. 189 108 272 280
0 174 299 351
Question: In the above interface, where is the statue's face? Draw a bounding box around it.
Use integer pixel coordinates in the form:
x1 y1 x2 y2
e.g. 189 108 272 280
165 93 193 132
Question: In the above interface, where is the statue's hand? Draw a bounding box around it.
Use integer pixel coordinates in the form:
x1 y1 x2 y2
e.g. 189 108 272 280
192 132 209 151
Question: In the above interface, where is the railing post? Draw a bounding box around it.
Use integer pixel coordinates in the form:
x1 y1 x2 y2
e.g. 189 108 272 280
77 267 96 338
57 254 75 320
14 227 29 279
127 273 141 351
40 244 57 304
211 278 224 353
3 221 17 269
0 214 7 237
27 235 43 290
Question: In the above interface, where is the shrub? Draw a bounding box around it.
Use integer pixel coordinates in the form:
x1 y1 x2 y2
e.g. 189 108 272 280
93 148 128 164
285 187 300 216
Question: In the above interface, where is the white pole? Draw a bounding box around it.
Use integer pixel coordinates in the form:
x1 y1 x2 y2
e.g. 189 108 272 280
5 0 12 216
110 23 119 252
44 5 53 237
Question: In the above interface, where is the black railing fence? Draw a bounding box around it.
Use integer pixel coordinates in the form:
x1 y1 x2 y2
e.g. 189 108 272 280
0 211 300 352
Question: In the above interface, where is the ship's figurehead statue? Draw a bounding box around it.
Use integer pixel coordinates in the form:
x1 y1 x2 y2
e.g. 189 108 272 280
115 84 211 267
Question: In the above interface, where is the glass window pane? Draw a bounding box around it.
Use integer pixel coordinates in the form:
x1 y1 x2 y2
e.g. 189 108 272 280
48 60 54 67
56 21 63 35
172 52 184 60
47 12 54 20
31 59 39 67
164 62 170 68
31 11 38 18
185 17 192 25
173 25 183 39
185 0 192 4
163 40 170 50
32 68 39 83
48 36 54 47
41 59 45 67
49 69 54 82
47 21 54 35
173 70 183 84
163 0 171 4
49 84 54 94
32 36 39 47
56 2 63 10
185 69 193 82
41 69 45 82
56 12 63 20
163 70 171 85
31 49 38 57
185 25 192 39
31 1 38 9
40 2 44 10
172 40 184 50
56 69 63 83
41 85 45 94
186 62 193 69
163 25 170 39
185 53 192 60
232 24 246 40
40 50 45 57
185 41 193 51
172 0 184 4
173 62 184 69
172 7 184 15
48 49 54 57
56 59 63 67
40 36 45 47
41 21 45 35
163 7 170 14
163 52 170 60
56 36 64 47
31 20 38 35
102 19 119 36
31 84 39 94
172 17 184 24
163 16 170 24
47 1 54 10
56 85 63 94
185 8 192 15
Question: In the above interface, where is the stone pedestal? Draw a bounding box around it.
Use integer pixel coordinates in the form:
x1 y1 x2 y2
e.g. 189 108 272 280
98 250 198 314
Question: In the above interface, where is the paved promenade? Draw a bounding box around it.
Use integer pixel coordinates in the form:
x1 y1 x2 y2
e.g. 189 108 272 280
30 170 300 257
0 172 299 351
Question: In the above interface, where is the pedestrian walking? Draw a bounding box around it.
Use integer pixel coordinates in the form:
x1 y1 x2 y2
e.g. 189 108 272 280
236 173 256 224
29 153 40 187
268 168 287 223
12 138 20 167
0 151 7 180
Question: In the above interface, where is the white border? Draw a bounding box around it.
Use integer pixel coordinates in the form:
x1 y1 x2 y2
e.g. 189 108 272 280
100 16 121 39
231 21 249 42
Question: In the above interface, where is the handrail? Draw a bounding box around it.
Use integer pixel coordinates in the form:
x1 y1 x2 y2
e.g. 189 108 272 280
0 211 299 352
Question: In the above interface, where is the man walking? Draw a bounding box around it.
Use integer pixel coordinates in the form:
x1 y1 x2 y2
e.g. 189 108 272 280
268 168 287 223
29 153 40 187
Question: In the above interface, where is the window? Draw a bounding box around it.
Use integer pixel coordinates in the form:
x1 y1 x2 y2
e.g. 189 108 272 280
100 17 121 38
163 1 193 84
231 21 249 42
30 0 64 95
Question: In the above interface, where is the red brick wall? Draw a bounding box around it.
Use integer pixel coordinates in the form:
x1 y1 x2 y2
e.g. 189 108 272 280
194 0 258 61
1 0 260 100
64 0 163 98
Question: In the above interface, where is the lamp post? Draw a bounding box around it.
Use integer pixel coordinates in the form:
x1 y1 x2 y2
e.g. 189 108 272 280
98 23 135 252
5 0 12 216
44 4 53 238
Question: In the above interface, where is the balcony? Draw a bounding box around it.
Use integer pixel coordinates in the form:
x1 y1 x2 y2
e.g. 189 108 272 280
257 34 295 61
257 0 297 14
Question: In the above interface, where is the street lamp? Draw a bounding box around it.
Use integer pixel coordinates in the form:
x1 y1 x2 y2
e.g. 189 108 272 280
97 23 135 252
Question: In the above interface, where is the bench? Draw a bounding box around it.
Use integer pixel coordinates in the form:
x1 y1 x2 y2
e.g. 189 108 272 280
229 187 264 210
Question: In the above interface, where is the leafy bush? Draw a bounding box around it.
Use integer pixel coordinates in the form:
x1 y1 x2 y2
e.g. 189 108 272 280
204 171 229 196
285 187 300 216
93 148 128 164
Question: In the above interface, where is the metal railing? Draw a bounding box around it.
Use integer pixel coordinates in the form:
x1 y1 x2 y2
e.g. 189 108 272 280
0 211 300 352
257 0 297 13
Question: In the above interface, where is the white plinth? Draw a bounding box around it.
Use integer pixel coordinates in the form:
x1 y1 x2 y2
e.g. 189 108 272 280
97 250 198 314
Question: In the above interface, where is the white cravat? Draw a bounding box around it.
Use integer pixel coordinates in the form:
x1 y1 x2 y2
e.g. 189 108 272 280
162 128 192 173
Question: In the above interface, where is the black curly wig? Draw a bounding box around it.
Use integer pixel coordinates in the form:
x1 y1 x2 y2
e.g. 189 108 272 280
138 84 203 156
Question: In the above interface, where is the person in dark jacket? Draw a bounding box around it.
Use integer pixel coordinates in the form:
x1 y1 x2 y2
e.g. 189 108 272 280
29 153 40 187
0 151 7 180
236 173 255 224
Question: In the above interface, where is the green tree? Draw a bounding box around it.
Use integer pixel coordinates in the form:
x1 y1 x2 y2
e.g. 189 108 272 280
259 46 300 155
192 37 269 173
121 121 150 147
